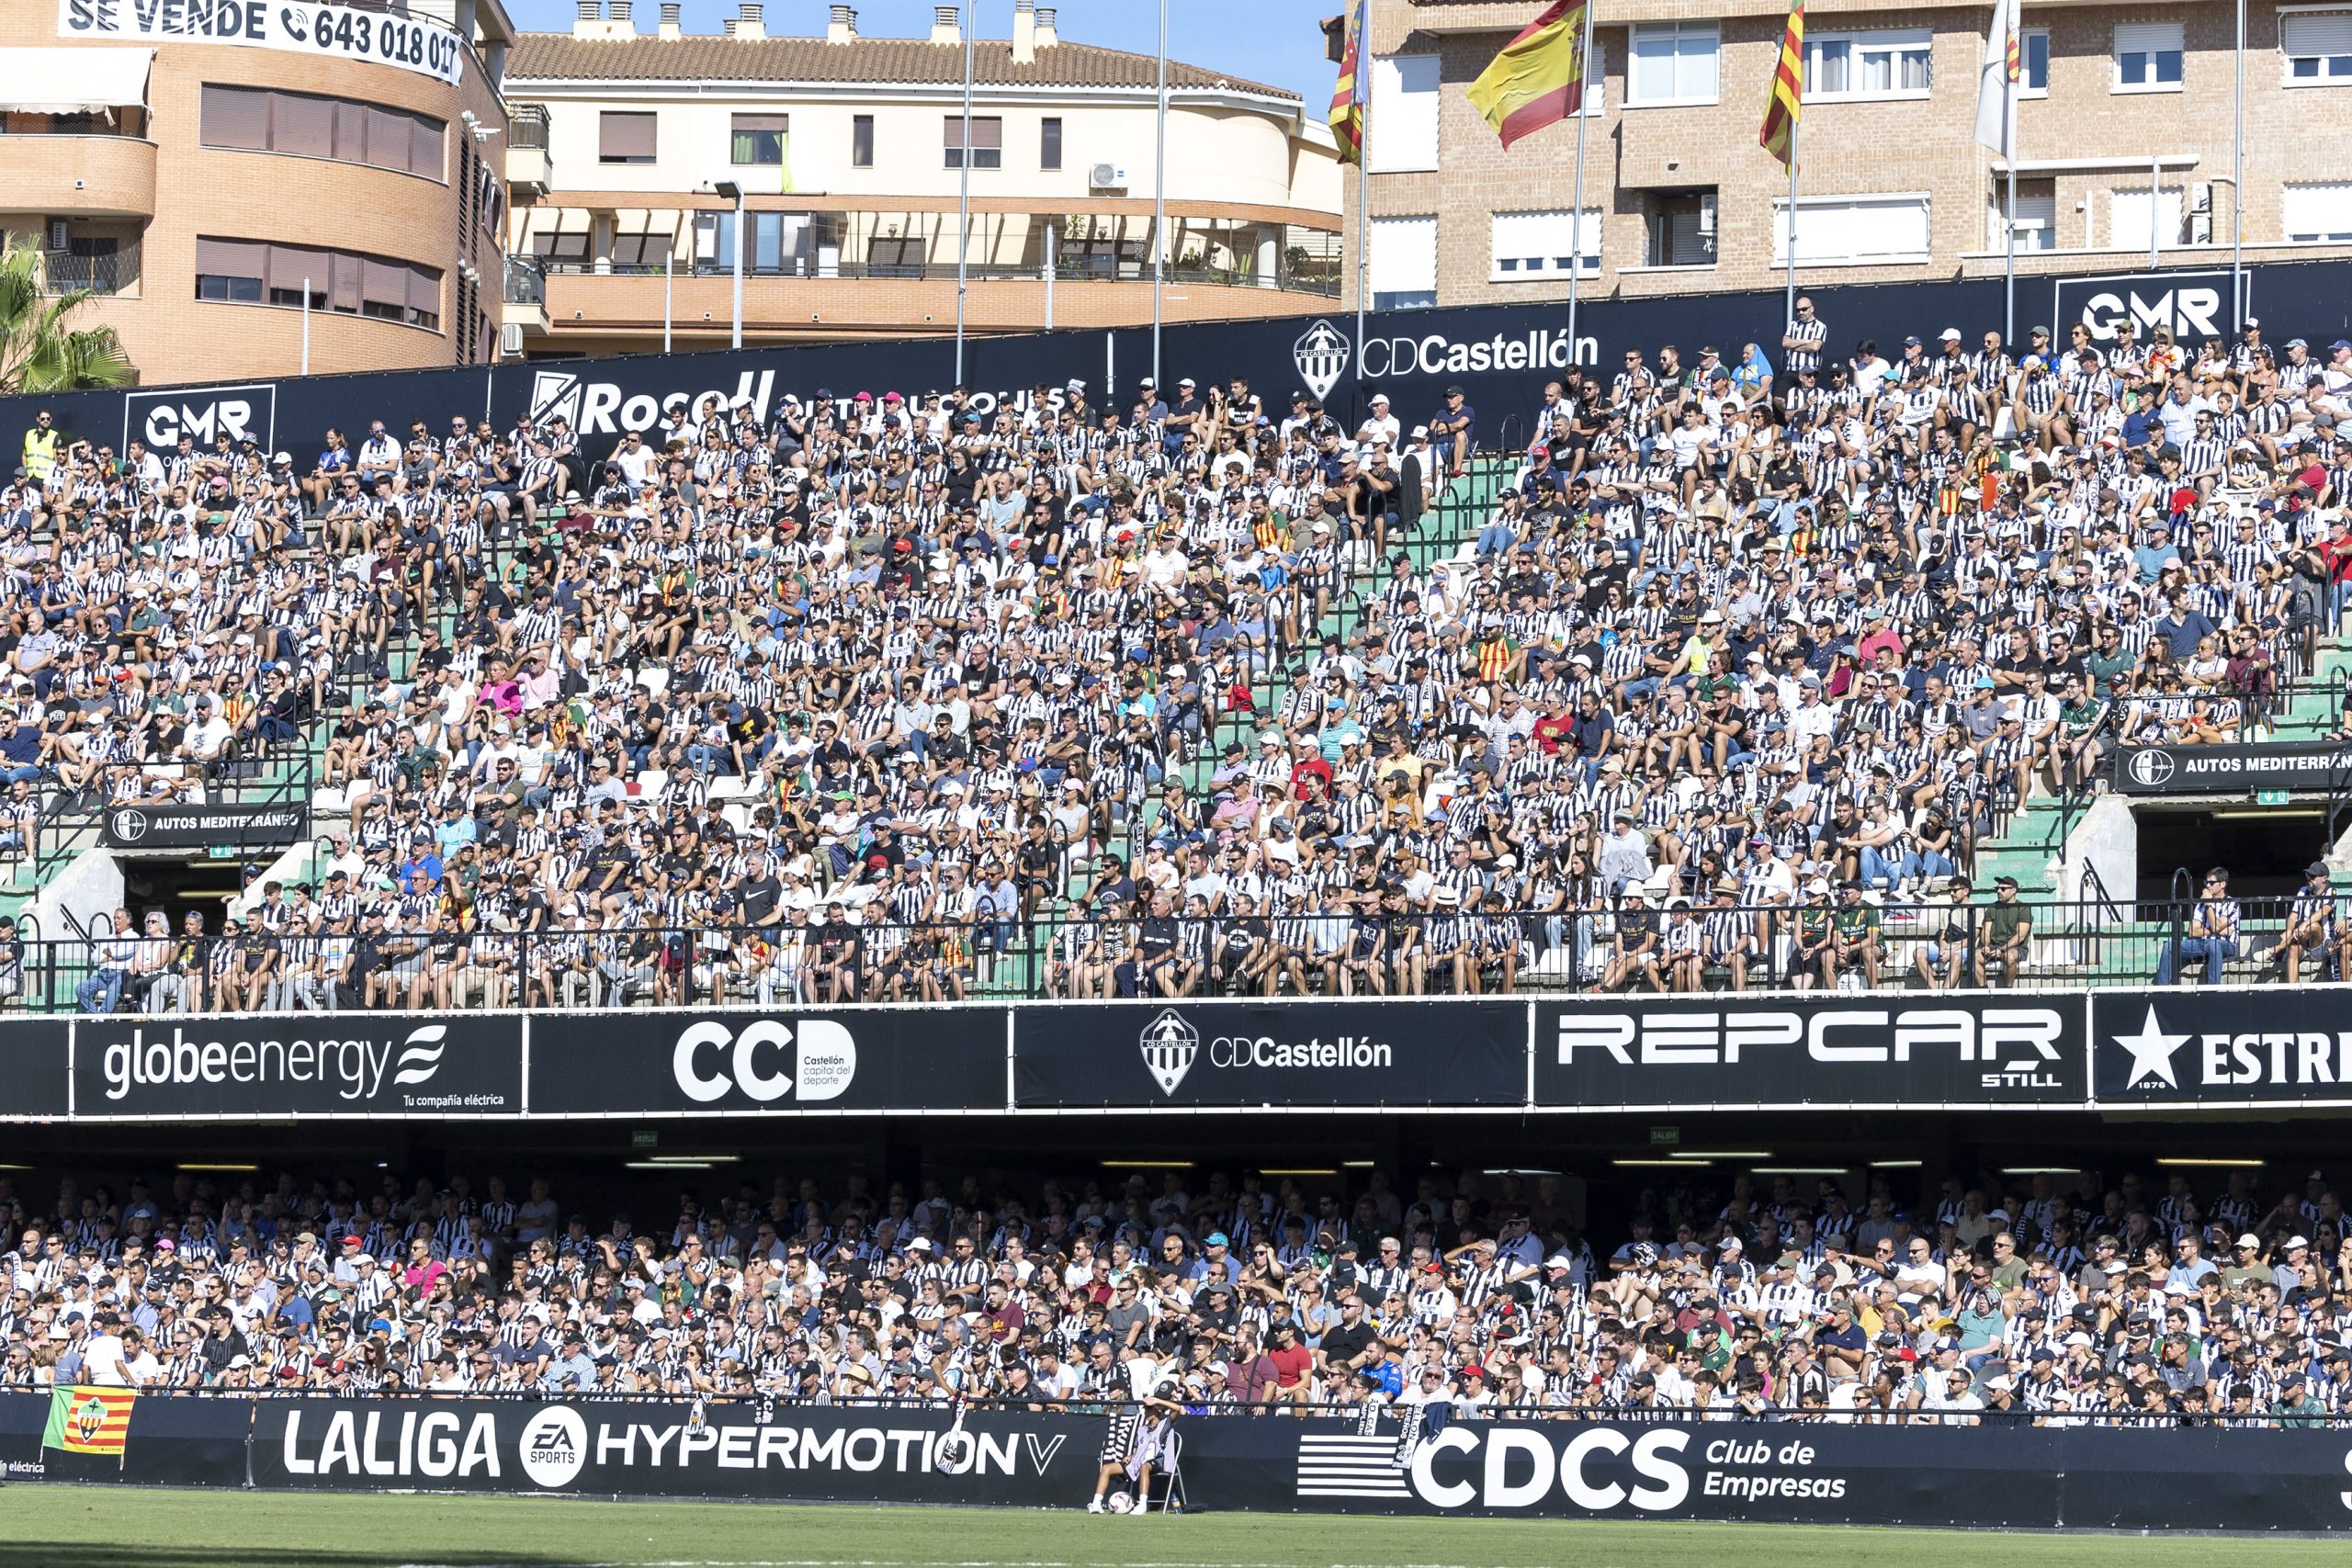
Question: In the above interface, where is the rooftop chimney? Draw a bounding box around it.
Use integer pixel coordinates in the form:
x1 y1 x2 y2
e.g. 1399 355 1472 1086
734 1 763 38
571 0 599 36
607 0 630 26
1034 6 1056 49
930 4 958 44
826 4 855 42
1012 0 1035 62
658 1 680 37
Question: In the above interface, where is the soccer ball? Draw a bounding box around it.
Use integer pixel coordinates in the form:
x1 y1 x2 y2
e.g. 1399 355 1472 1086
1107 1491 1136 1514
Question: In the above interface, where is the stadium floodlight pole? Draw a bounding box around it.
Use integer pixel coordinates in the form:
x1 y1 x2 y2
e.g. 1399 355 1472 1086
714 179 745 349
955 3 974 385
1566 0 1594 368
300 276 311 376
1151 0 1169 387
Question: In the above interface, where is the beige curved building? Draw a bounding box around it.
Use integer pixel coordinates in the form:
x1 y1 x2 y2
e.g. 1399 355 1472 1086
0 0 514 386
501 0 1345 354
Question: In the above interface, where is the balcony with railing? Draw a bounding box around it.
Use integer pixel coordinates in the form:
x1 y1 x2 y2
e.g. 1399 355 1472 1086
40 240 141 298
505 103 550 192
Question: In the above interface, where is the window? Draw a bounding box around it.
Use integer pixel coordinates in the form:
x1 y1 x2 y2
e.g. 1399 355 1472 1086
1368 214 1436 310
2020 28 2051 94
2114 21 2184 89
730 112 787 165
1628 23 1718 105
2283 10 2352 81
1805 29 1931 99
1645 192 1715 266
1770 193 1931 265
1367 53 1440 171
598 109 657 164
2284 182 2352 240
866 237 927 277
1490 209 1600 280
194 237 438 327
1987 178 2056 251
852 113 874 167
1040 116 1062 170
2109 186 2185 249
198 84 443 178
944 116 1002 169
610 220 674 271
695 211 813 274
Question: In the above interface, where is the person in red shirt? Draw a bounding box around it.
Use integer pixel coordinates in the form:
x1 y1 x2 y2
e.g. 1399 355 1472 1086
1264 1320 1314 1404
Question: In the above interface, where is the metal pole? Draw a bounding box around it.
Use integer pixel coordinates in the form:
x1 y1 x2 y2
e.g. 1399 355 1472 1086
731 188 745 349
1354 155 1367 385
2233 0 2245 321
300 276 311 376
2150 152 2161 269
663 248 673 355
956 2 974 383
2003 39 2018 346
1566 0 1595 369
1784 117 1798 330
1150 0 1169 386
1044 223 1056 332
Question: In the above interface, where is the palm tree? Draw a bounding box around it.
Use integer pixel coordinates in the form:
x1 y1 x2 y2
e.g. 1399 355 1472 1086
0 236 135 394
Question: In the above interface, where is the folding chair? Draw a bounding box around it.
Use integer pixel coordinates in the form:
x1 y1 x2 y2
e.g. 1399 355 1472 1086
1142 1429 1186 1513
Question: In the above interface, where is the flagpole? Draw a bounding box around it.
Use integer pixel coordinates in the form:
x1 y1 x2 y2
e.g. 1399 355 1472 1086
1566 0 1595 370
1784 116 1798 331
1151 0 1169 388
2003 6 2018 347
2232 0 2245 323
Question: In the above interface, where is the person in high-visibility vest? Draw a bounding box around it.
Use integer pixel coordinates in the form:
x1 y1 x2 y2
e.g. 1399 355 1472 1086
19 409 59 483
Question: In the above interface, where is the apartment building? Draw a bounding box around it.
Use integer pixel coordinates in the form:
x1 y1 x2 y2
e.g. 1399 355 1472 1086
499 0 1344 355
1350 0 2352 308
0 0 514 386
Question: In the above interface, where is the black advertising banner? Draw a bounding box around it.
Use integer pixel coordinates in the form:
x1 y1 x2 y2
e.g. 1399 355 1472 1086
100 801 311 851
1183 1416 2352 1530
1534 993 2086 1111
250 1398 1098 1505
526 1007 1006 1115
0 1391 249 1487
2092 987 2352 1105
71 1013 523 1120
0 1019 72 1120
2116 742 2347 795
1012 998 1524 1109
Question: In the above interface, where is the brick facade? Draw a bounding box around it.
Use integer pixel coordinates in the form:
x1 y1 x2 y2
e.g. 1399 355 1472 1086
0 0 509 387
1350 0 2352 308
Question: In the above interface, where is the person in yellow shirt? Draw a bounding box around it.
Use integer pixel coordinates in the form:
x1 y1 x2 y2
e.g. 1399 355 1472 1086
20 408 61 483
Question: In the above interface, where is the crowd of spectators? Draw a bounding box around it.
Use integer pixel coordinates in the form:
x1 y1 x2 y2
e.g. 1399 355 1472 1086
12 305 2352 1011
6 1159 2352 1426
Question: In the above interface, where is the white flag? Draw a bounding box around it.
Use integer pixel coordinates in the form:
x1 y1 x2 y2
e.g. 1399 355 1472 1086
1975 0 2016 154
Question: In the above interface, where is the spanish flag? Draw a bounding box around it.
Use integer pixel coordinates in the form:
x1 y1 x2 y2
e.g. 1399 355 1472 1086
1466 1 1589 150
43 1384 135 1459
1328 0 1367 164
1758 0 1804 167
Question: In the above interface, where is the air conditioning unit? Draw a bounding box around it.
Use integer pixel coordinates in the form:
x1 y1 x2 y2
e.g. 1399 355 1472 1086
46 218 69 251
2189 213 2213 244
1089 163 1127 190
2190 182 2213 214
500 321 526 355
1696 193 1717 235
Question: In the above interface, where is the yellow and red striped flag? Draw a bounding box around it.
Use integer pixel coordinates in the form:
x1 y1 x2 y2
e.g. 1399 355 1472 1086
43 1385 134 1457
1758 0 1805 167
1328 0 1367 164
1465 0 1590 150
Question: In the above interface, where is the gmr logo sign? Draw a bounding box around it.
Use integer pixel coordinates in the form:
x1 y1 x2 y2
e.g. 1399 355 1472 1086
672 1019 857 1104
125 384 277 451
2054 270 2241 344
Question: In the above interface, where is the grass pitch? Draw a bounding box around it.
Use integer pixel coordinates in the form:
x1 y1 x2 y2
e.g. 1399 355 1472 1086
1 1487 2335 1568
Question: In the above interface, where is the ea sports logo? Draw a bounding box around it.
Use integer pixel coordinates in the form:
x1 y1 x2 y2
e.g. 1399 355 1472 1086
2126 750 2175 788
517 1406 588 1488
1139 1010 1199 1096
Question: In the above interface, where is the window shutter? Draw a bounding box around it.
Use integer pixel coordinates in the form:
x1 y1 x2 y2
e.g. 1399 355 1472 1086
362 256 410 310
266 243 326 293
330 252 362 312
273 92 334 158
2282 11 2352 54
733 112 788 134
200 84 268 149
411 116 444 179
193 237 265 278
600 110 657 160
410 265 443 321
2113 21 2183 54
